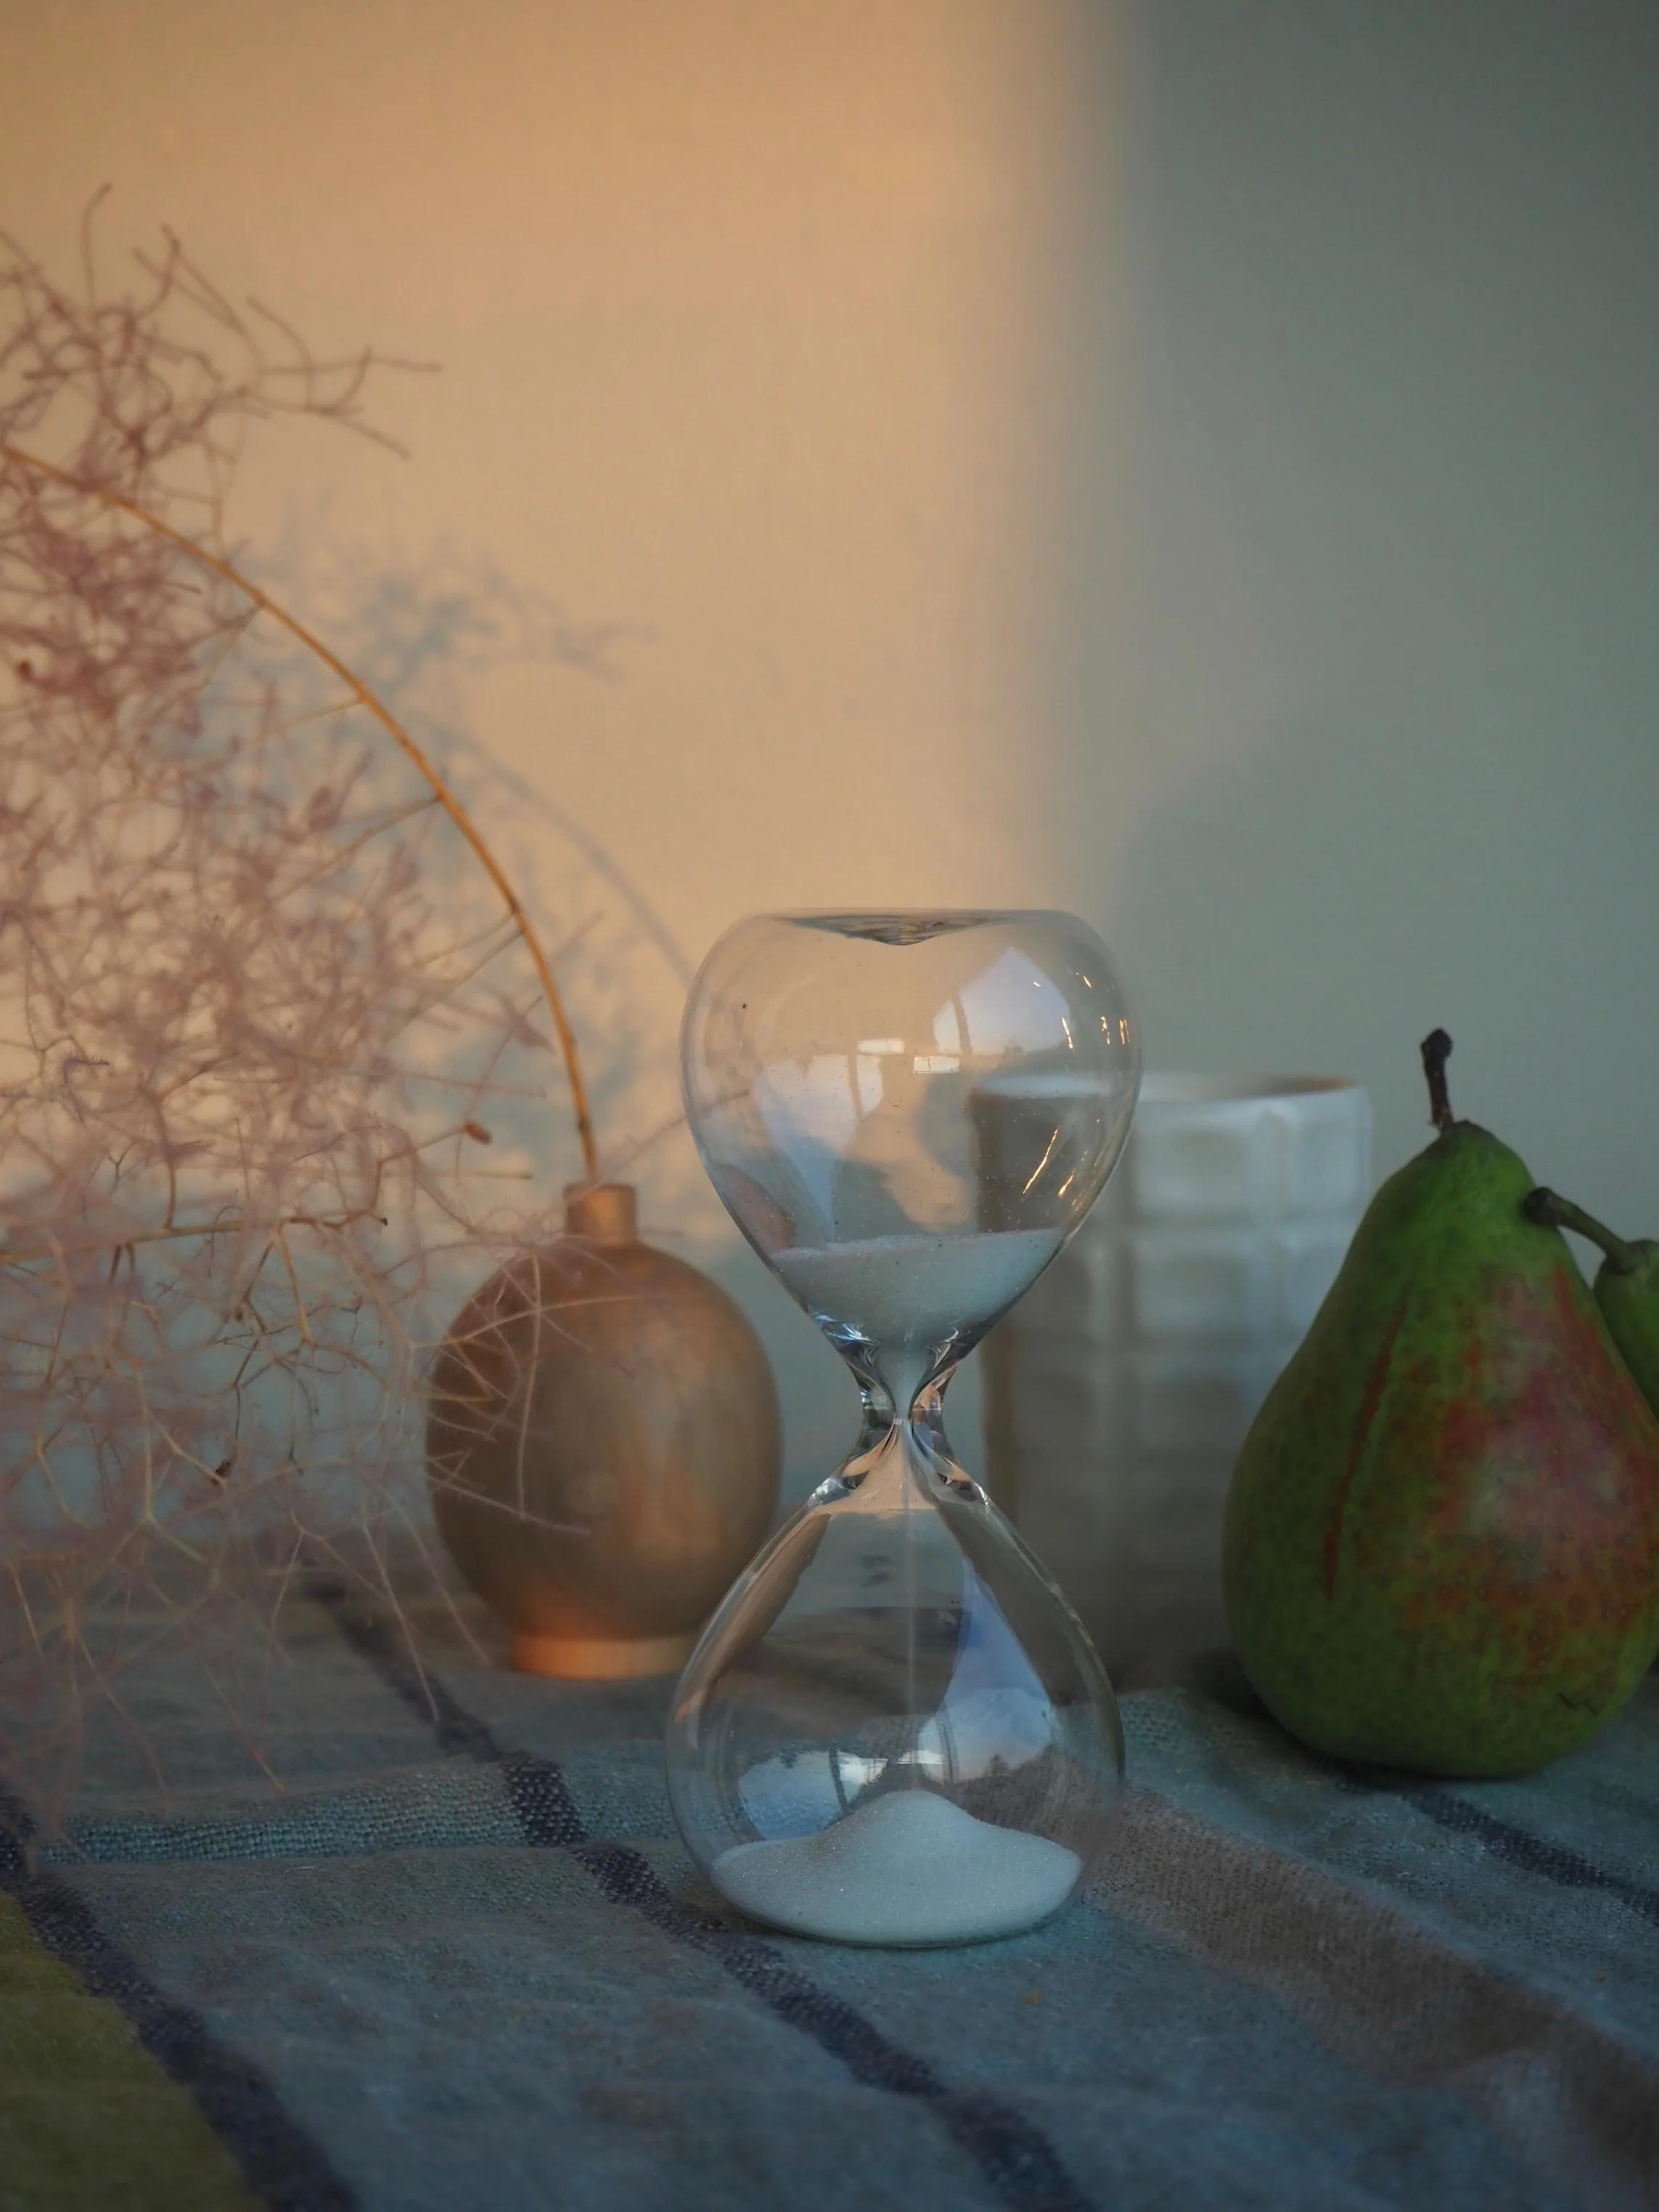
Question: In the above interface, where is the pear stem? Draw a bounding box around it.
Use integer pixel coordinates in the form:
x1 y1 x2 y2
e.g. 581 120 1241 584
1420 1028 1455 1131
1523 1188 1643 1274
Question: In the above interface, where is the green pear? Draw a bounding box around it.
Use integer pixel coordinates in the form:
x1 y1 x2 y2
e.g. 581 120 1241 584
1223 1031 1659 1777
1523 1188 1659 1416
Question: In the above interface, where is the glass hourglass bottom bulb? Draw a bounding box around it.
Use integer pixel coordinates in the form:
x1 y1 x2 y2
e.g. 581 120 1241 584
666 1414 1123 1948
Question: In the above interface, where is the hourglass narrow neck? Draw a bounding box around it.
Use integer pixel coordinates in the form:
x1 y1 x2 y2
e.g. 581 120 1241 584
845 1364 959 1487
849 1342 956 1420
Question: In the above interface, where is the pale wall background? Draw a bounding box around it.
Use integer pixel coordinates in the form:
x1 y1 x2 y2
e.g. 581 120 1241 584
4 0 1657 1494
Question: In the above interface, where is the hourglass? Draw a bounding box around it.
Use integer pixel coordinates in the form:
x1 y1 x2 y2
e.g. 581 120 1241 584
668 912 1141 1945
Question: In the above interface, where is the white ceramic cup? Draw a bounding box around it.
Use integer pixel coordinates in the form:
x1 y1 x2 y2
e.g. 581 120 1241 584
979 1074 1373 1677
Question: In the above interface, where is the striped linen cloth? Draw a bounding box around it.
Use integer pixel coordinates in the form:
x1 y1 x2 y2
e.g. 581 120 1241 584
2 1582 1657 2212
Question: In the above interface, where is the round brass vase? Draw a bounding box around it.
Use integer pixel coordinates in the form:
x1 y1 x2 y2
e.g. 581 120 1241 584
427 1183 781 1679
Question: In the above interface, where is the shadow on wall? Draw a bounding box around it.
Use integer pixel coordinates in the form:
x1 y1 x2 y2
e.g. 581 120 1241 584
309 538 853 1497
1071 1 1659 1213
295 534 684 1181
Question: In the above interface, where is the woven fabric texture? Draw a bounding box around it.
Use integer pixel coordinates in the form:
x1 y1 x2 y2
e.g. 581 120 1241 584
3 1585 1657 2212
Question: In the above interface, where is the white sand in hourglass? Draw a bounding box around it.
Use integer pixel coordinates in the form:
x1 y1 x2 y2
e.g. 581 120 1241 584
774 1229 1057 1364
711 1788 1081 1945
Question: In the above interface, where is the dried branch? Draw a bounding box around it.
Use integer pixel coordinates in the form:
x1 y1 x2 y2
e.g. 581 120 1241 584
0 209 605 1825
0 441 599 1183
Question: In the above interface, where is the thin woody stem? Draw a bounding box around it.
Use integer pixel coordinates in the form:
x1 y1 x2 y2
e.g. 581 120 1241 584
1 1120 495 1266
1420 1028 1454 1132
1 441 600 1182
1 1205 385 1269
1523 1187 1643 1274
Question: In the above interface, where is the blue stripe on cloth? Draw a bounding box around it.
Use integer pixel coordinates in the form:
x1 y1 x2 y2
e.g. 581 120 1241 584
312 1581 1094 2212
1217 1654 1659 1936
1407 1786 1659 1930
0 1779 358 2212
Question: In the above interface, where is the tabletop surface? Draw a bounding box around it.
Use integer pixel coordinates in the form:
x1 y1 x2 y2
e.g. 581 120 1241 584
3 1580 1657 2212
